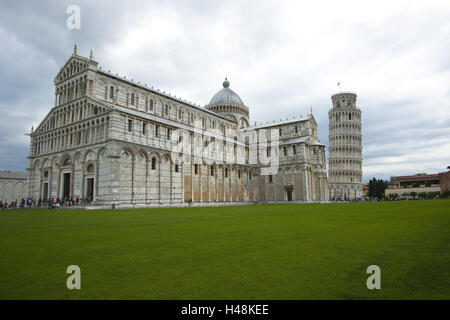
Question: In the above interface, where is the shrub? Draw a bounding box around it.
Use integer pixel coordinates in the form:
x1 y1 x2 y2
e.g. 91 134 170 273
440 190 450 198
418 192 427 199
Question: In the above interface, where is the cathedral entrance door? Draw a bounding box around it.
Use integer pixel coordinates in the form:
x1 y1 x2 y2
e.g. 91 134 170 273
287 190 293 201
42 182 48 200
86 178 94 201
62 173 71 199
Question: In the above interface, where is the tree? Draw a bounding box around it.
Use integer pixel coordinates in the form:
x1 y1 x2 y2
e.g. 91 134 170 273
410 192 417 200
368 178 375 197
367 178 387 199
388 193 398 200
426 192 438 199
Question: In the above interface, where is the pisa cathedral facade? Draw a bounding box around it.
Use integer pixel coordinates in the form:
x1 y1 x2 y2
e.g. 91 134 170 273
26 47 355 207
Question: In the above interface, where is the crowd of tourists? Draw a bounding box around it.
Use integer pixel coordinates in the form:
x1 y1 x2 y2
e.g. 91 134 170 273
1 196 94 210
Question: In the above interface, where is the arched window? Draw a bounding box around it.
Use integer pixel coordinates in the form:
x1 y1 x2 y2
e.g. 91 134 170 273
151 157 156 170
225 167 228 178
210 166 215 176
87 163 94 173
131 93 135 105
349 113 351 120
109 86 114 99
149 99 153 111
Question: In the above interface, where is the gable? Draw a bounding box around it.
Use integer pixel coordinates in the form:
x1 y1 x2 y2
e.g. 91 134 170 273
32 97 111 136
54 55 93 84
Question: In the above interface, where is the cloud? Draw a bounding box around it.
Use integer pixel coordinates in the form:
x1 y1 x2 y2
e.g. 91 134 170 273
0 0 449 183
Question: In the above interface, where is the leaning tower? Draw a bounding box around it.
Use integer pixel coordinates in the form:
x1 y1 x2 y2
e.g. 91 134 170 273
328 92 363 200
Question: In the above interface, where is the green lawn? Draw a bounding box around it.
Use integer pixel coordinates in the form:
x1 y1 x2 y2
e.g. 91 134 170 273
0 200 449 299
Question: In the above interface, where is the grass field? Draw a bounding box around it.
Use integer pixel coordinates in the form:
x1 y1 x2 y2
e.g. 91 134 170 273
0 200 449 299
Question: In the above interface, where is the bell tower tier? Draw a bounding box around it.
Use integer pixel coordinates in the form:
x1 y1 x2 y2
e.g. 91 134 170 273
328 92 363 200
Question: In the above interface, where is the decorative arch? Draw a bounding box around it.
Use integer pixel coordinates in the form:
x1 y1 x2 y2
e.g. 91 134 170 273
161 153 172 163
121 147 135 159
84 149 96 163
60 153 72 167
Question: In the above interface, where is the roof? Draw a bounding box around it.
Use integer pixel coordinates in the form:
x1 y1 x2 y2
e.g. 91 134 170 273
331 91 357 98
280 136 309 145
390 173 440 183
280 136 324 147
310 137 325 146
209 79 246 107
242 116 310 131
97 70 235 123
0 170 27 180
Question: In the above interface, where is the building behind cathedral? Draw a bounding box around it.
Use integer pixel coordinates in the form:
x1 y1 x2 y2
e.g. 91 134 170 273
23 47 340 207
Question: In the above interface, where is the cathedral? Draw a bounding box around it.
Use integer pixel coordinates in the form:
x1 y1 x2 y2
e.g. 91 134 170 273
26 46 343 207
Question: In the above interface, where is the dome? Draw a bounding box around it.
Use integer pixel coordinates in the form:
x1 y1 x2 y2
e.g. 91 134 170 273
208 78 246 107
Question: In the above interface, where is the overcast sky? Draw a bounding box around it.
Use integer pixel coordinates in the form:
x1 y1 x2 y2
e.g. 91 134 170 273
0 0 449 182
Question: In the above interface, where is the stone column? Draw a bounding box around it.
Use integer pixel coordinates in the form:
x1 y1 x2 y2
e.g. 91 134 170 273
181 163 184 203
94 160 99 202
80 162 85 198
207 165 210 202
199 163 203 203
70 164 74 198
56 168 61 199
145 157 149 204
190 161 194 203
169 160 173 204
131 155 135 204
158 158 161 204
48 168 53 200
215 165 218 202
302 169 308 202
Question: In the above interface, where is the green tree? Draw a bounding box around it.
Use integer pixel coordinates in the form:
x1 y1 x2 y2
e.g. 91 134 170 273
426 192 436 199
368 178 375 197
368 178 387 199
